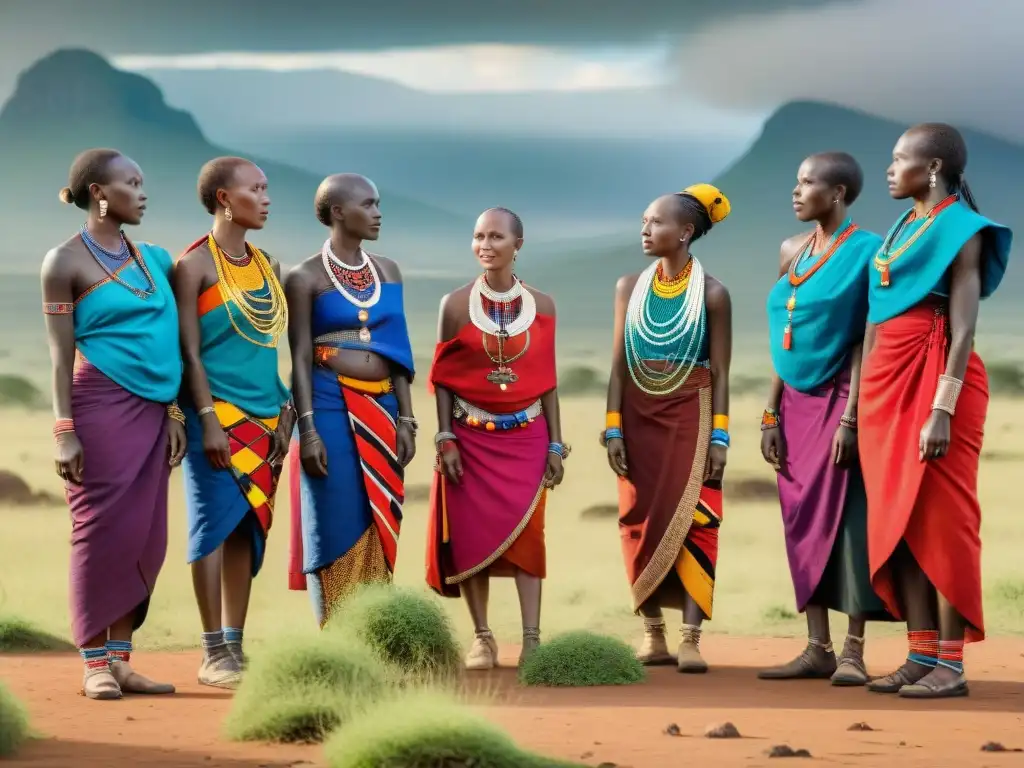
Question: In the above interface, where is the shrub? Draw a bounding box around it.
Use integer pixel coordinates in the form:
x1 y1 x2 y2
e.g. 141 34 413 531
0 375 44 409
0 615 74 653
0 681 30 757
518 630 645 687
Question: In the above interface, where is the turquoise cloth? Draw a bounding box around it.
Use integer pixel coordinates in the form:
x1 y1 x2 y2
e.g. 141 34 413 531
74 241 181 403
767 226 881 393
627 278 709 364
198 278 290 419
868 200 1013 325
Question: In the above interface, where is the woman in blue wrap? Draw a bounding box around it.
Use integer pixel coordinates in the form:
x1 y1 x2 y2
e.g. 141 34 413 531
174 157 294 689
285 173 417 628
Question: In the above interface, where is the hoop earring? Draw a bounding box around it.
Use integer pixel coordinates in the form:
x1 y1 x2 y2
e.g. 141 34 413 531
929 171 937 189
98 200 108 220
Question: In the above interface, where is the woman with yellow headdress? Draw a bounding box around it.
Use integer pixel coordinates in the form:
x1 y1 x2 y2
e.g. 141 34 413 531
603 184 733 673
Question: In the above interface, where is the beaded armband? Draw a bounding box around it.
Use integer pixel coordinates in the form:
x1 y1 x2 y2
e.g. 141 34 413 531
43 302 74 315
710 428 730 448
932 375 963 415
166 402 186 425
760 407 780 431
53 417 75 439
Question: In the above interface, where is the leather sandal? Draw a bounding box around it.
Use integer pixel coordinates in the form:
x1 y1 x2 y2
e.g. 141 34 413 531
899 672 969 699
866 661 930 693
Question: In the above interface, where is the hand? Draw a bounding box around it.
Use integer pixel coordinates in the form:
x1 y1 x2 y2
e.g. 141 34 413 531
167 419 186 467
544 451 564 489
54 432 84 485
268 426 290 465
397 422 416 468
606 437 628 477
760 426 784 472
704 442 727 484
440 443 463 484
202 420 232 470
300 430 328 478
919 410 951 462
830 424 858 466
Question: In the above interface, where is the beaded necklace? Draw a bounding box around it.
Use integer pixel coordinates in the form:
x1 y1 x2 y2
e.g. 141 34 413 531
624 257 706 396
469 274 536 389
208 234 288 348
652 259 692 300
780 219 857 351
79 226 156 300
321 239 381 343
873 194 958 287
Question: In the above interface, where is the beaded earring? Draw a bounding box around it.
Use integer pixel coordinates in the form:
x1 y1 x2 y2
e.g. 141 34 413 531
929 171 937 189
513 248 518 261
225 205 233 221
98 200 108 220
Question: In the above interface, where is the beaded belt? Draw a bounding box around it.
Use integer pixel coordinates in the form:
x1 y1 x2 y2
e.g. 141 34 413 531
453 396 542 431
338 376 393 395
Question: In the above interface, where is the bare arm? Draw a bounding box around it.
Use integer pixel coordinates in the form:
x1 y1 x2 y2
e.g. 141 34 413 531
377 257 415 420
41 250 76 421
764 239 800 413
605 275 634 415
863 322 877 357
535 294 562 444
844 342 864 420
285 266 315 425
172 256 218 426
944 233 983 382
706 278 733 421
434 293 457 435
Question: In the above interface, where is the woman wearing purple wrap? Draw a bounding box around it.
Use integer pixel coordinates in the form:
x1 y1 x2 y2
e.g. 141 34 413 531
757 152 893 686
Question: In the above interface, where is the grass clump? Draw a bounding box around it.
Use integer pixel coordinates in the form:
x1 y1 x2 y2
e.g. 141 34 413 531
0 681 30 757
0 375 44 409
328 584 461 681
324 689 582 768
518 630 645 687
0 615 75 652
224 632 388 744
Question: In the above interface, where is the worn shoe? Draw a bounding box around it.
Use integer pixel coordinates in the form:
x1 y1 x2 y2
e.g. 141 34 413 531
677 624 708 674
758 642 837 680
636 618 674 666
82 666 122 700
464 630 499 671
109 660 175 694
227 642 248 671
198 650 242 689
899 667 970 699
866 660 931 693
831 635 869 686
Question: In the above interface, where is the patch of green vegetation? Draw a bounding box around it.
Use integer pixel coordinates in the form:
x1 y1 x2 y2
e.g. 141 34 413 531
224 632 388 744
0 375 45 409
986 361 1024 396
0 615 75 652
518 630 645 687
762 605 799 623
328 584 461 682
324 689 583 768
989 579 1024 621
557 365 607 397
0 681 30 757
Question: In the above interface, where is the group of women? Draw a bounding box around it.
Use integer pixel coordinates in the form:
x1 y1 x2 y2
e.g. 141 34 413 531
41 119 1009 705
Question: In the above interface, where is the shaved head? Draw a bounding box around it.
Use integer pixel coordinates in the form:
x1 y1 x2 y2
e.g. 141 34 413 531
314 173 379 226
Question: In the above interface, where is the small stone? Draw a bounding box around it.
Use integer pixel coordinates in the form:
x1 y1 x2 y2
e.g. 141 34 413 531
847 722 874 731
125 716 135 722
981 742 1023 753
705 722 741 739
664 723 682 737
767 745 812 758
580 752 594 760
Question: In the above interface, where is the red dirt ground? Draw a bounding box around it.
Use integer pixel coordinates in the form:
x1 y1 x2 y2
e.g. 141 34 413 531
2 636 1022 767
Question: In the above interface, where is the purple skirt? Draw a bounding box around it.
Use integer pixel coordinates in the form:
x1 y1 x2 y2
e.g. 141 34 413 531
67 360 170 647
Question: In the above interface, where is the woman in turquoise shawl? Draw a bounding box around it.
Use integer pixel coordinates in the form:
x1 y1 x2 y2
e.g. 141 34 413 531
174 157 294 689
758 152 892 687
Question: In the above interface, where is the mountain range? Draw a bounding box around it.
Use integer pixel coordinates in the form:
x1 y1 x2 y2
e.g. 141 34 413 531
0 49 1019 352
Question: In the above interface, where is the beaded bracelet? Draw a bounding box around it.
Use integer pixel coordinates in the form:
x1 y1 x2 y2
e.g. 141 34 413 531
166 402 186 425
605 411 622 430
760 407 780 431
604 426 624 442
710 428 730 448
713 414 730 431
548 442 571 460
932 374 963 415
398 416 419 434
839 414 857 430
434 431 457 446
53 417 75 439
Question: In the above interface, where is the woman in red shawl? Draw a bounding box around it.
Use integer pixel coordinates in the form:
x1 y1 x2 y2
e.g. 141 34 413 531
426 207 567 671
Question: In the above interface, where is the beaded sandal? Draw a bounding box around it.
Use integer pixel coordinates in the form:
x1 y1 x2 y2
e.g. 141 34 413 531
636 617 674 666
519 627 541 667
464 629 499 671
831 636 868 686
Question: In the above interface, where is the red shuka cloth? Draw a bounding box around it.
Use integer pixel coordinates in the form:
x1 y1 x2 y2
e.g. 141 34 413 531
860 303 987 642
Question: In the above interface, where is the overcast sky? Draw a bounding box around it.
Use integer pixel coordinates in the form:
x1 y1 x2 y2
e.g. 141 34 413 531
1 0 1019 142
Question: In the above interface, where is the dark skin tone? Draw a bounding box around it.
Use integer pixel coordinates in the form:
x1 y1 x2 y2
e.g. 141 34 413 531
761 156 866 653
605 194 731 627
286 174 416 480
172 161 295 637
41 154 185 649
435 209 564 634
864 128 982 689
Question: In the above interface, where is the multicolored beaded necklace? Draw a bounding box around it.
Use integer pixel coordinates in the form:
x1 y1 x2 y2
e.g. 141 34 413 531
208 234 288 348
321 239 380 343
873 194 958 287
79 226 156 300
781 219 857 351
469 274 536 389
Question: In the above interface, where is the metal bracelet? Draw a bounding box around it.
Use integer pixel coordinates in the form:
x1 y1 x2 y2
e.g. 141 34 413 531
434 430 457 445
197 406 216 417
399 415 419 432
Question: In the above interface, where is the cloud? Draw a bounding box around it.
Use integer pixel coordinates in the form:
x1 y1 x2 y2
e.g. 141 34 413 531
674 0 1024 143
115 44 672 94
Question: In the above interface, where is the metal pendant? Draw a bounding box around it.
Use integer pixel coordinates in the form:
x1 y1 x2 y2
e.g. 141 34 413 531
359 327 371 343
486 367 518 390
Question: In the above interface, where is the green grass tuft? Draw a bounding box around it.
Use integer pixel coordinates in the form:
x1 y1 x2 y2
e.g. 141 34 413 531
328 584 461 681
324 688 583 768
0 615 75 652
224 632 389 744
0 681 30 757
518 630 645 687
